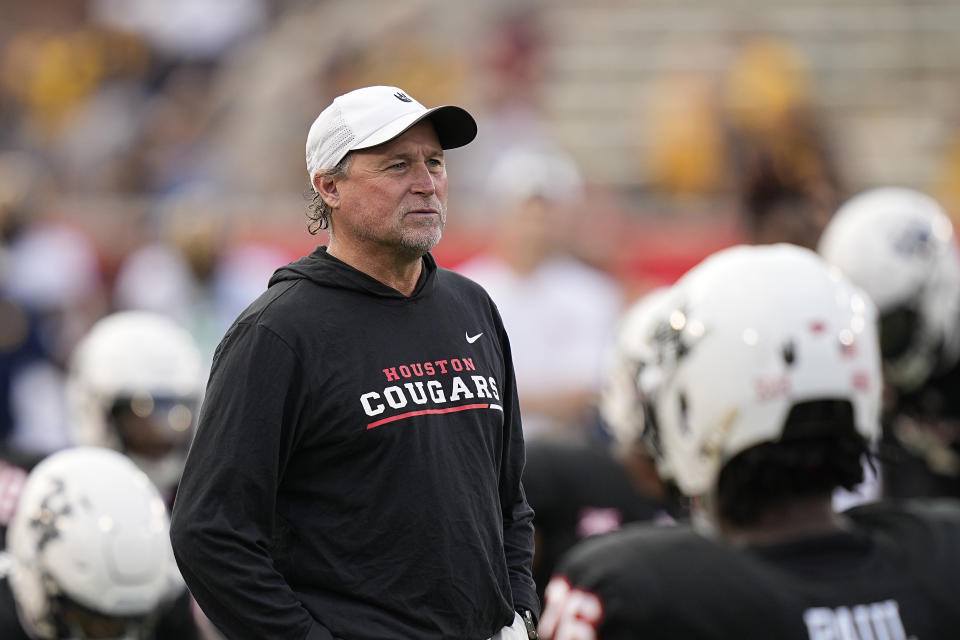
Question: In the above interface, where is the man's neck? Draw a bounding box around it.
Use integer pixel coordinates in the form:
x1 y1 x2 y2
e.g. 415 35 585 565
496 240 551 277
327 242 424 296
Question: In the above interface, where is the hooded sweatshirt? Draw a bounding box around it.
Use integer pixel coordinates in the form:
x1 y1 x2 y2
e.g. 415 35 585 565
170 247 537 640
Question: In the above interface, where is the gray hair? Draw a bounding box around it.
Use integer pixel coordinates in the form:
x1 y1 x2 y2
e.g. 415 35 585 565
306 154 353 234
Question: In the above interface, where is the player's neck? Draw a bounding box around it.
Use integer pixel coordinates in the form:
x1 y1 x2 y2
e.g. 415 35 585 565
617 447 668 501
718 496 848 547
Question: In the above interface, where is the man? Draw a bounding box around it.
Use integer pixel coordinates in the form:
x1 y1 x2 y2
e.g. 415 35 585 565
0 446 197 640
170 86 539 640
456 146 623 439
818 187 960 499
539 244 960 639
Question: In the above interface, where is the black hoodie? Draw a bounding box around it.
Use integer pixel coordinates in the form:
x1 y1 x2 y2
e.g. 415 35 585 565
170 247 537 640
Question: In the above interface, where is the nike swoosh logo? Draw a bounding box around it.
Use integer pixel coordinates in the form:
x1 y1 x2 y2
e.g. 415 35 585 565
466 331 483 344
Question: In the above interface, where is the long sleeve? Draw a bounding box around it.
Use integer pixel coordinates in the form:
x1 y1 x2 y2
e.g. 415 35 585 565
169 322 332 640
497 328 540 618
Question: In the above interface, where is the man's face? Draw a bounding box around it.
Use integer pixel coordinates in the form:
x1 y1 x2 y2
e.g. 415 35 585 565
332 121 448 256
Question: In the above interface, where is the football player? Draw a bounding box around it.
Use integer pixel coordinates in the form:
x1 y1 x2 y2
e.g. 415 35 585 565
65 310 204 507
818 187 960 499
0 311 204 545
539 244 960 639
0 446 197 639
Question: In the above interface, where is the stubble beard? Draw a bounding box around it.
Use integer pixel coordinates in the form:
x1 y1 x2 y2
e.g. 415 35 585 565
342 201 447 258
397 203 446 254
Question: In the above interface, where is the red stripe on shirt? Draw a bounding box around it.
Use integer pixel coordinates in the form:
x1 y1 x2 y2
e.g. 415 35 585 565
366 403 492 429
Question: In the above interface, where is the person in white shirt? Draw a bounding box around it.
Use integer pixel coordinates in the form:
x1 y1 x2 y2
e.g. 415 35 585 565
457 146 623 439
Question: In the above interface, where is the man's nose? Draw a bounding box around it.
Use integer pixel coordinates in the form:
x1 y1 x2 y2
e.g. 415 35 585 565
410 163 437 195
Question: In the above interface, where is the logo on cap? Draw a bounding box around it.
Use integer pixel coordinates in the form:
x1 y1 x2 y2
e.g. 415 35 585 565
394 91 413 103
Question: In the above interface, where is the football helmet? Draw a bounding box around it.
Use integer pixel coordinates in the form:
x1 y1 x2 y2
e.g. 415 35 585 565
647 244 882 498
6 446 182 640
817 187 960 391
65 311 204 493
599 287 673 472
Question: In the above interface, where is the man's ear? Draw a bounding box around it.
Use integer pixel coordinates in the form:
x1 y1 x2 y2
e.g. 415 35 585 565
313 172 341 209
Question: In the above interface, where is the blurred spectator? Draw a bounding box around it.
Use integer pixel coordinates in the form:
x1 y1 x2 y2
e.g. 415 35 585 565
453 7 558 213
0 6 154 182
456 146 624 438
933 123 960 227
89 0 269 65
0 152 53 247
643 68 726 197
723 36 842 249
0 296 45 457
2 222 107 462
113 188 290 369
133 63 225 195
0 152 56 458
739 159 838 250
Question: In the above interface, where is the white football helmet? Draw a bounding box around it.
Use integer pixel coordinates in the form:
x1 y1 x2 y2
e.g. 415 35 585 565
647 244 882 498
65 311 204 493
599 287 673 473
6 446 183 640
817 187 960 392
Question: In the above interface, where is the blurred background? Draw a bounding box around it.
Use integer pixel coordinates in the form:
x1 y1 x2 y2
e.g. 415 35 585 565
3 0 960 453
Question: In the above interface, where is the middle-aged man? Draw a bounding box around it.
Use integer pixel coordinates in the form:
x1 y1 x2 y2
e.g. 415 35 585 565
169 86 539 640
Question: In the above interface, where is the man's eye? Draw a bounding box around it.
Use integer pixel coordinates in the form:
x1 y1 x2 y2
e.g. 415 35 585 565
388 162 406 170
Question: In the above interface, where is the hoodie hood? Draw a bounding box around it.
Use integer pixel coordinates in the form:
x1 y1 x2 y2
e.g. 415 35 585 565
268 246 437 299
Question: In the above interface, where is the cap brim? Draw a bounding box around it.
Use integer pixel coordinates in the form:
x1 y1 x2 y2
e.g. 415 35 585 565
352 105 477 153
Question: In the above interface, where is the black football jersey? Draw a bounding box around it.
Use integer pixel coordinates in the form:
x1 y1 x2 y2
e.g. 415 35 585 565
523 438 669 605
0 568 201 640
540 498 960 640
882 358 960 499
0 572 29 640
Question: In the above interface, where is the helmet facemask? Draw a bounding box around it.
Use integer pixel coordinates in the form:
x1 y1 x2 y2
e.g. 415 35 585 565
66 311 204 494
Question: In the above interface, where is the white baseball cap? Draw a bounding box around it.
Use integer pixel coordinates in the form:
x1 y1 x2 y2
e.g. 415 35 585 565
305 85 477 180
486 146 585 206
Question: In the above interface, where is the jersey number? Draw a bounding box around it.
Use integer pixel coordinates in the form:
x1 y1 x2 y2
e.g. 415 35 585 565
539 576 603 640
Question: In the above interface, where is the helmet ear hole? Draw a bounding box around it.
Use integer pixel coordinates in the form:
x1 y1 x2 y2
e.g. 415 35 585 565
782 340 796 365
677 391 690 435
639 393 663 456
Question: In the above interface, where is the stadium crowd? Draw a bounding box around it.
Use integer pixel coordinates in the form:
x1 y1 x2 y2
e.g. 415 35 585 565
2 1 960 638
